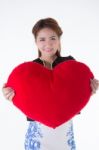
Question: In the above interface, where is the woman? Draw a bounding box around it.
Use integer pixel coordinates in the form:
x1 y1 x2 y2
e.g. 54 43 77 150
2 18 99 150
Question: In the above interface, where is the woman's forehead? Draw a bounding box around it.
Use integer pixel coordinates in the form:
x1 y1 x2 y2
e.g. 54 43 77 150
36 28 57 37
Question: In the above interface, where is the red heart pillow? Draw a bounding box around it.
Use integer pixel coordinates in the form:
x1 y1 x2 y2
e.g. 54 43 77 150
6 60 94 128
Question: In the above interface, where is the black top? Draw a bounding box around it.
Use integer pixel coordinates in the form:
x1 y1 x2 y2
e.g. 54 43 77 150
27 55 75 121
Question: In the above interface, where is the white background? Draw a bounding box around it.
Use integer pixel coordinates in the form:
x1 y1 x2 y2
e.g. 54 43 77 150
0 0 99 149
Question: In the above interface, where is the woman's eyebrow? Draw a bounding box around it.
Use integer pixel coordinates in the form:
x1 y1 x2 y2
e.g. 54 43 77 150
50 35 56 38
39 35 56 39
39 37 45 39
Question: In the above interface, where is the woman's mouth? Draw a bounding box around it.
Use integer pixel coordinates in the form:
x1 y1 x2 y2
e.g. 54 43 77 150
44 49 53 52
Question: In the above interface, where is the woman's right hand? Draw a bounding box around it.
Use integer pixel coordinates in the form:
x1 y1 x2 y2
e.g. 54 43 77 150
2 84 15 102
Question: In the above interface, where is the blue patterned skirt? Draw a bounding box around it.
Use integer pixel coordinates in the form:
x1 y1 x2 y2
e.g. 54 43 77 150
24 120 76 150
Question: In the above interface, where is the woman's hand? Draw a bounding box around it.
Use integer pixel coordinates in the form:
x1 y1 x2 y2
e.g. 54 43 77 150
90 78 99 95
2 84 15 102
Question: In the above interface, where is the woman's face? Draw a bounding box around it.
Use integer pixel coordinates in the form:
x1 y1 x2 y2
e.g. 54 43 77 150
35 28 60 57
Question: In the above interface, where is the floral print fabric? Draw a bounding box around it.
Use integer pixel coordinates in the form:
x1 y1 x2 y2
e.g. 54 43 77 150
24 120 76 150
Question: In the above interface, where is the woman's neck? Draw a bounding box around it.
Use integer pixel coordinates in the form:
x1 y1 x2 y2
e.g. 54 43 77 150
39 55 57 70
40 55 57 64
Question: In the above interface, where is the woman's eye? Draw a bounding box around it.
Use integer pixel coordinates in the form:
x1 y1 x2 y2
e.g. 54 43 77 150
51 38 56 40
40 39 45 41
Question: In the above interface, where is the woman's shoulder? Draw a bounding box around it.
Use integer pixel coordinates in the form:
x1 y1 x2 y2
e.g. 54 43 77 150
52 55 76 66
59 55 75 61
58 55 75 62
32 58 42 63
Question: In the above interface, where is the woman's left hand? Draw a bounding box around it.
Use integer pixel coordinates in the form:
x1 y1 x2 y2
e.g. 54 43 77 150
90 78 99 95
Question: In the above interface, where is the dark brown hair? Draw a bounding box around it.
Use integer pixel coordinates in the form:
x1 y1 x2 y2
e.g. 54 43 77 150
32 18 63 57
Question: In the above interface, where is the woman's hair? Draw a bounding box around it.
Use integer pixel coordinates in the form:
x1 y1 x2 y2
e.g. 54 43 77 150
32 18 63 57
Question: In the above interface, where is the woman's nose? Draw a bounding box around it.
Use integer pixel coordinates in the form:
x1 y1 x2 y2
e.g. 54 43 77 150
45 40 52 46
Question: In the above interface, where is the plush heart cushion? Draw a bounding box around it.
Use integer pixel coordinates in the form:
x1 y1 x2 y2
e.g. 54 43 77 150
6 60 94 128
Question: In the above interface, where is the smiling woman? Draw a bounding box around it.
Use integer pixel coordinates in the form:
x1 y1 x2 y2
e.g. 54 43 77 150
36 28 60 53
2 17 99 150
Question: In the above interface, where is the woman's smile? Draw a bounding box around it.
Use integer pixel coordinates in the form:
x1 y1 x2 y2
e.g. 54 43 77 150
43 48 53 52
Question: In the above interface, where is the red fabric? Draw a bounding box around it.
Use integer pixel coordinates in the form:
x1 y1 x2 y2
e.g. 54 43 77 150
6 60 94 128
